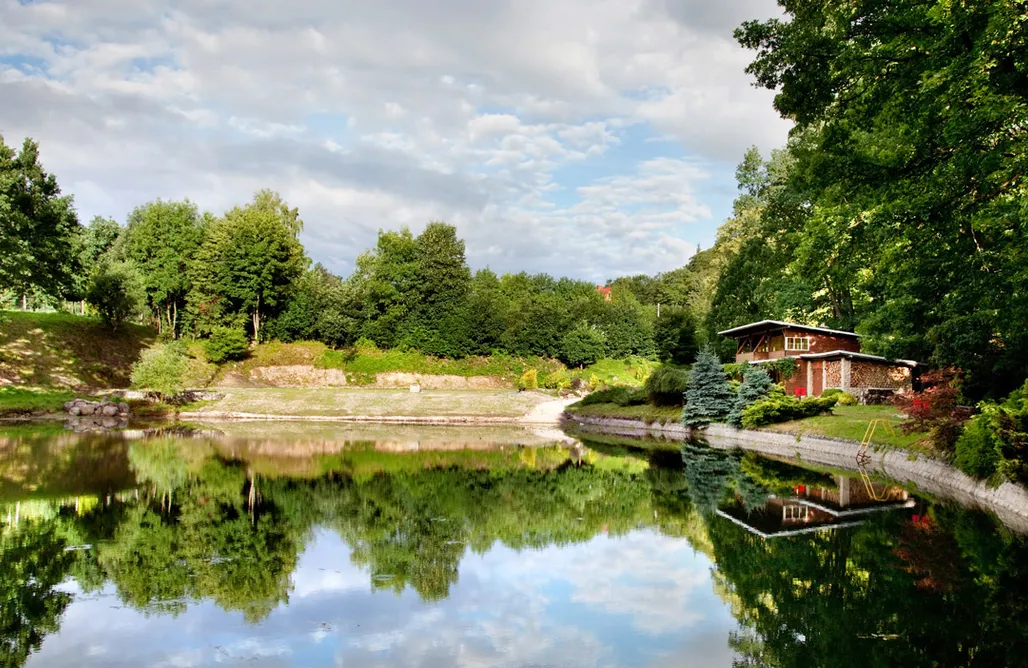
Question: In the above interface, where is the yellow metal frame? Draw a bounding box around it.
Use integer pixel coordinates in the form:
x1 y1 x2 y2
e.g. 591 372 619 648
856 419 896 499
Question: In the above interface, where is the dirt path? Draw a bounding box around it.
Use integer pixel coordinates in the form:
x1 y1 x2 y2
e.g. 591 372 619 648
518 396 580 424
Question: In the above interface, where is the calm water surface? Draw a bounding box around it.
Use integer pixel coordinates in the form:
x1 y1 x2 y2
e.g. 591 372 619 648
2 421 1028 667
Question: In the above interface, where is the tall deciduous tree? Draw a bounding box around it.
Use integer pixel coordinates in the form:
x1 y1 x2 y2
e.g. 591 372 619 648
0 136 82 302
190 190 307 341
124 200 204 337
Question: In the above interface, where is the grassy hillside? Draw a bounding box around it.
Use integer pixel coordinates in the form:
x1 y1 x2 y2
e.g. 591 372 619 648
0 310 155 389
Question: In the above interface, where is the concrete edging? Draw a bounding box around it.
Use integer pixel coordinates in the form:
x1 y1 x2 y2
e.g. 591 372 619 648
563 413 1028 533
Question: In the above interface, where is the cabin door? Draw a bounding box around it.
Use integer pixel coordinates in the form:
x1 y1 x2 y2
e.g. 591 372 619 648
812 362 824 396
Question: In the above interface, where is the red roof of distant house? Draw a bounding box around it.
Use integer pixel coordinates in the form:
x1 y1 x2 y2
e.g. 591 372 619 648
596 285 612 301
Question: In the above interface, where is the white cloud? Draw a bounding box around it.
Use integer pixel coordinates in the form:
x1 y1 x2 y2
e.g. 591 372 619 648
0 0 790 280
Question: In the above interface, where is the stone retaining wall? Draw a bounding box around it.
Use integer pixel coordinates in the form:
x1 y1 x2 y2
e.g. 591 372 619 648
562 413 1028 533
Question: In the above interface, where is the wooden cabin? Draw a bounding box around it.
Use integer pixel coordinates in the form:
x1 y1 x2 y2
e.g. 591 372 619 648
718 320 916 400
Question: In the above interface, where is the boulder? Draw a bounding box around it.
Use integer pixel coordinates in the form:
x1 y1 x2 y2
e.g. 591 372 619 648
63 401 75 411
119 402 130 414
69 405 82 416
409 383 422 393
101 404 120 417
79 403 96 416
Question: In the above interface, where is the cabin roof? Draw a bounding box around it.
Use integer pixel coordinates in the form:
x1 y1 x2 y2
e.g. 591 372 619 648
717 320 861 339
798 349 918 367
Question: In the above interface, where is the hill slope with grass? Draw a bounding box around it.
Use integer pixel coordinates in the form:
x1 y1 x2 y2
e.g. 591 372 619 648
0 310 155 389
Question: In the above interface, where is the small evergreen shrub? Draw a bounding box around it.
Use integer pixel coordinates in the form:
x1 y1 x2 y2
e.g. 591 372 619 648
954 412 1002 479
728 365 774 427
682 346 735 427
204 326 249 364
836 392 858 406
821 388 843 399
130 343 189 401
644 365 690 407
519 369 539 390
741 396 838 428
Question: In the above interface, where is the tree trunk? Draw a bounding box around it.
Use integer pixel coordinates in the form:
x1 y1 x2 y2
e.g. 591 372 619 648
21 294 27 310
252 294 261 343
172 301 178 339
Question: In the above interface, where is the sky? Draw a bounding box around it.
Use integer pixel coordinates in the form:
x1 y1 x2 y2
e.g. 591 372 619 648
27 528 742 667
0 0 790 283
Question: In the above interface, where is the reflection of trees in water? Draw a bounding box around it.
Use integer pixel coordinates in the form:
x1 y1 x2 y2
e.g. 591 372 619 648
5 436 1028 668
709 504 1028 667
0 521 74 668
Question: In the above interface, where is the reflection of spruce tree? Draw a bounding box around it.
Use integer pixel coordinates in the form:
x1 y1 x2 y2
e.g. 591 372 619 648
681 442 743 514
0 521 75 668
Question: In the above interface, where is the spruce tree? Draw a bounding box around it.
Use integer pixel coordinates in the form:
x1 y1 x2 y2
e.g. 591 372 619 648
681 346 735 426
727 364 774 427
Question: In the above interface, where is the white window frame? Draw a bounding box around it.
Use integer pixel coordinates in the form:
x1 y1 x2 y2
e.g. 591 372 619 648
785 336 811 351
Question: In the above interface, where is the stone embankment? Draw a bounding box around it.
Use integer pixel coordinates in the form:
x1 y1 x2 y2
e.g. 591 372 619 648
563 413 1028 533
63 397 132 432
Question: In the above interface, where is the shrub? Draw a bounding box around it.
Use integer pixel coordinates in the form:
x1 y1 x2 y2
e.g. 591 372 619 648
836 392 858 406
644 365 690 407
769 357 798 380
728 365 774 427
588 373 600 390
204 327 249 364
821 388 843 399
893 367 972 452
130 343 188 401
954 412 1002 479
519 369 538 390
722 363 747 382
741 396 838 429
543 369 570 390
682 346 735 427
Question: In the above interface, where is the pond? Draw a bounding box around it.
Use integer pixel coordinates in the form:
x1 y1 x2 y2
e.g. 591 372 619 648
2 421 1028 667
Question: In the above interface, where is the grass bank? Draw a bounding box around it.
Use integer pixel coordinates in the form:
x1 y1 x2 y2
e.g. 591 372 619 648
565 400 929 450
0 310 155 389
0 388 76 418
179 388 558 420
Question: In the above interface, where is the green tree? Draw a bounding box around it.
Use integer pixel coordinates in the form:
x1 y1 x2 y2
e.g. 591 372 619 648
653 307 699 364
681 346 735 426
190 191 308 342
84 260 144 330
560 323 605 368
0 136 82 303
123 199 204 337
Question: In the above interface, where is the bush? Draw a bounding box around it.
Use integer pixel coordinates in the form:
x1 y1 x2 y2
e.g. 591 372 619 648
728 365 774 427
837 392 857 406
741 396 838 429
893 367 972 452
644 365 690 407
519 369 539 390
722 363 747 381
130 343 189 401
542 369 570 390
954 412 1002 479
204 327 249 364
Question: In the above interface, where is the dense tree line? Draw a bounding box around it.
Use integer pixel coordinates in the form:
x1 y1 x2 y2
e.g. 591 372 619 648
1 134 698 366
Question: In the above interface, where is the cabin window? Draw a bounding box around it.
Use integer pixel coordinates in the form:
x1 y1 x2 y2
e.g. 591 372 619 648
783 505 810 522
786 337 810 351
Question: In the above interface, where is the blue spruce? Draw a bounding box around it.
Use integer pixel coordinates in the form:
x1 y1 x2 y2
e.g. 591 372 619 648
681 346 735 426
727 364 774 427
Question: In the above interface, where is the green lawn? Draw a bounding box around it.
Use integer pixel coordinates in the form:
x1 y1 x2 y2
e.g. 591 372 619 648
758 404 929 451
0 310 154 388
0 388 76 417
180 387 556 419
564 401 683 424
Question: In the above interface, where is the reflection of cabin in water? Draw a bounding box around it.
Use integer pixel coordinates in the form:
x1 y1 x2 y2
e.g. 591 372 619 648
718 320 917 400
717 475 916 539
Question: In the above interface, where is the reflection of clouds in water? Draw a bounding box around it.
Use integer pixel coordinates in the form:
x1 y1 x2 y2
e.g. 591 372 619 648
26 529 735 668
464 529 712 634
